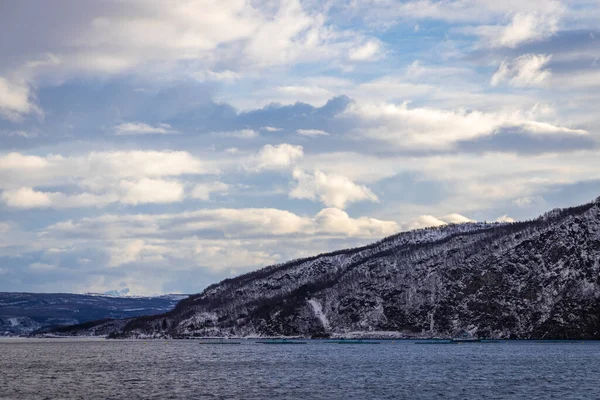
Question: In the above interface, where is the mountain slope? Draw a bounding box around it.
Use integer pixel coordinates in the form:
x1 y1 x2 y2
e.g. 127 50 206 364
105 197 600 339
0 292 188 336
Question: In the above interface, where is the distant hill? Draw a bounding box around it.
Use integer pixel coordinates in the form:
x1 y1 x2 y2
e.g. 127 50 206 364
0 292 188 336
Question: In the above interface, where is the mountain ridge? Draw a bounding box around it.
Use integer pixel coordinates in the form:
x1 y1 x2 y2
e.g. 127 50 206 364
54 196 600 339
0 292 188 336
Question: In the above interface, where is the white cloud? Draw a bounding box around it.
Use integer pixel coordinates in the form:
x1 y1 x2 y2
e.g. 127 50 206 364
301 152 403 184
107 239 148 267
0 151 234 209
105 237 281 271
348 40 382 61
0 77 40 121
345 101 588 150
193 69 240 83
249 144 304 171
47 206 399 243
495 215 515 222
400 215 448 231
2 187 53 209
0 151 208 191
1 0 373 86
497 12 560 48
0 153 50 170
1 179 185 209
262 126 282 132
297 128 329 136
438 214 476 224
81 151 208 179
467 10 562 48
399 213 473 231
114 122 177 135
314 208 397 237
491 54 552 87
190 182 230 201
518 121 586 135
290 169 378 209
119 179 184 205
35 205 403 274
273 85 335 107
514 196 545 208
1 188 117 209
212 129 258 139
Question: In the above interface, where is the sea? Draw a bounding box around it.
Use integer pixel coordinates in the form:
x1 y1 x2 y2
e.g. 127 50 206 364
1 338 599 399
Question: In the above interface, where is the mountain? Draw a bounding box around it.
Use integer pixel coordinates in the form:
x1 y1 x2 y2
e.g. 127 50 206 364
59 197 600 339
96 288 133 297
0 292 188 336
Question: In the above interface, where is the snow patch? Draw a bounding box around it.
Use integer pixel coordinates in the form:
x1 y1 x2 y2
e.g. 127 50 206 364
308 299 330 331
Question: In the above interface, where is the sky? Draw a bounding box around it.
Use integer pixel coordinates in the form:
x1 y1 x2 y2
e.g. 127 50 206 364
1 0 600 295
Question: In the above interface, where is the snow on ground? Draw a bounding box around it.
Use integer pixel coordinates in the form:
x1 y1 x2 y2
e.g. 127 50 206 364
308 299 330 331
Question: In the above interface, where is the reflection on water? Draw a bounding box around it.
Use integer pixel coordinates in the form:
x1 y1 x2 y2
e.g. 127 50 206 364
1 339 599 399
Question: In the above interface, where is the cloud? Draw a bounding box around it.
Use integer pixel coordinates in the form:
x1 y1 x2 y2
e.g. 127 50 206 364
348 40 382 61
1 187 53 209
190 182 230 201
495 215 515 222
514 196 545 208
270 85 336 107
345 0 565 28
297 128 329 136
47 206 399 243
462 11 562 49
262 126 282 132
193 69 240 83
248 143 304 171
1 188 119 209
0 77 40 121
0 150 212 209
313 208 397 237
119 179 184 205
344 101 588 150
114 122 177 135
107 239 150 267
438 214 476 224
0 0 374 85
0 151 208 190
400 215 448 231
290 169 378 208
399 213 474 231
491 54 552 87
495 12 561 48
30 206 402 277
1 179 184 209
380 2 563 48
211 129 258 139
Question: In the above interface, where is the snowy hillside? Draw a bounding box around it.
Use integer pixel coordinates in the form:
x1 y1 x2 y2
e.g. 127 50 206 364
64 197 600 339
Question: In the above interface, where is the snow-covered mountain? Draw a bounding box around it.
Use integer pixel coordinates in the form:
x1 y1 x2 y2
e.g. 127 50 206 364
61 197 600 339
0 292 188 336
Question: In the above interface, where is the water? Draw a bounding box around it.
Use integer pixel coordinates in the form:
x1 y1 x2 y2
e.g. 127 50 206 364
1 339 599 399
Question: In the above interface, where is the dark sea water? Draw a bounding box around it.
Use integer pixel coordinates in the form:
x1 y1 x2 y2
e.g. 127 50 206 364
1 338 600 400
